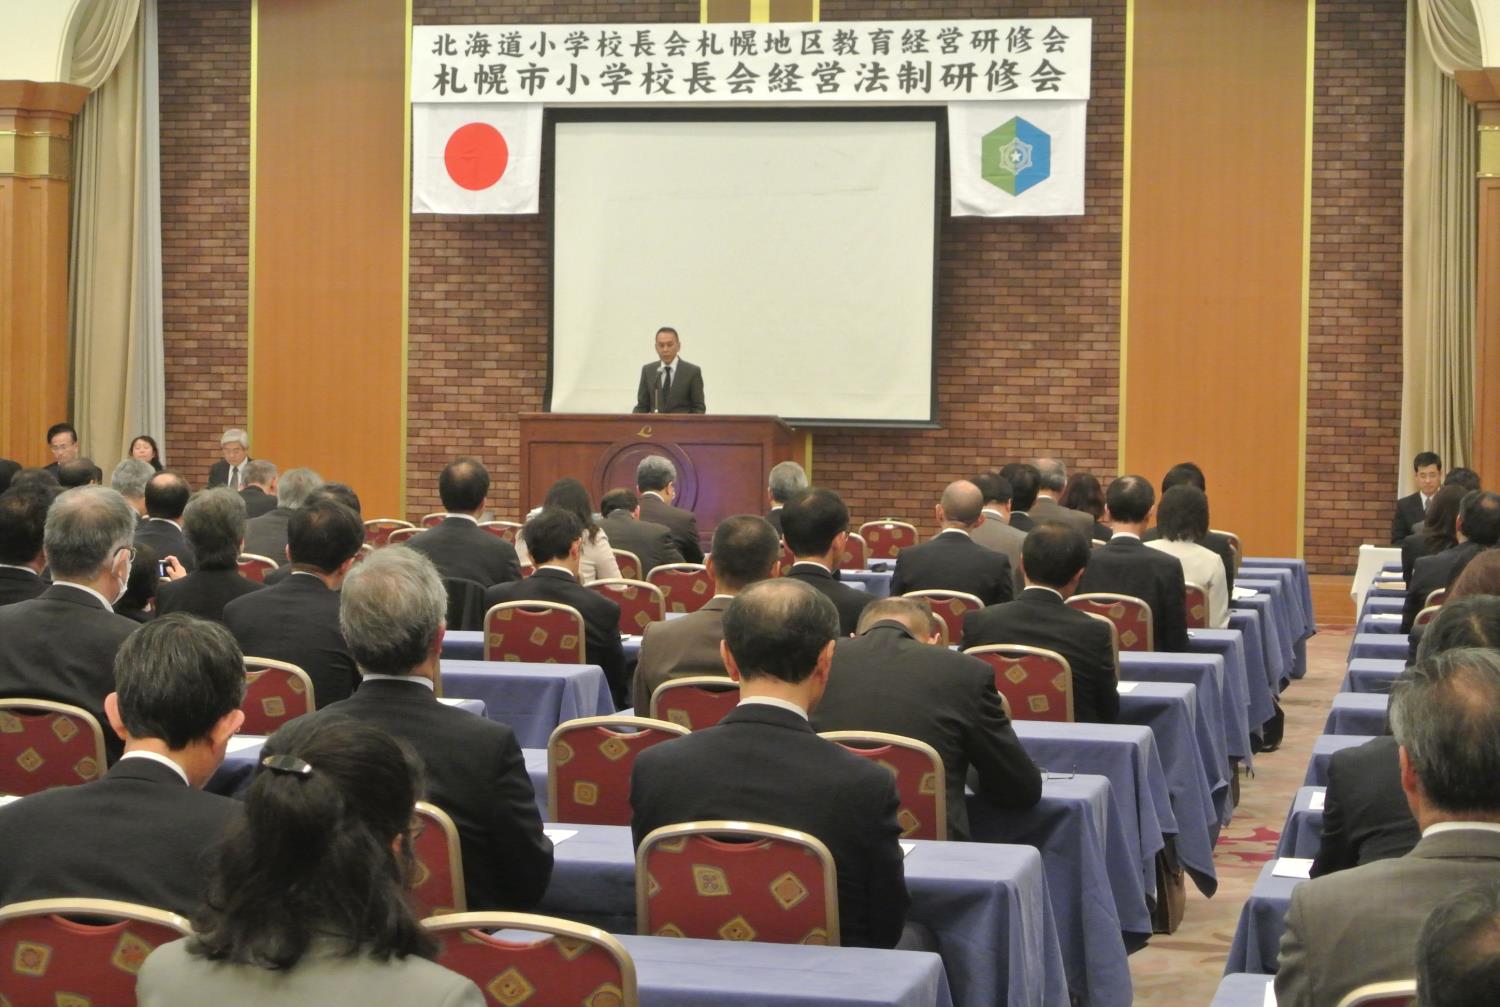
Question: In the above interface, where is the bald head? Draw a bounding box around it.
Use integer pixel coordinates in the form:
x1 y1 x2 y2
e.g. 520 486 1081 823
939 480 984 527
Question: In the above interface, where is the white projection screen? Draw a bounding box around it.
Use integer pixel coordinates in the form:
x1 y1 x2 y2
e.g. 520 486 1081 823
548 111 940 426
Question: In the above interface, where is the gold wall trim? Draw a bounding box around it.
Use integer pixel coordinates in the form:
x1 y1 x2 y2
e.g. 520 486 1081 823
400 0 412 515
1117 0 1135 473
1295 0 1316 560
246 0 259 439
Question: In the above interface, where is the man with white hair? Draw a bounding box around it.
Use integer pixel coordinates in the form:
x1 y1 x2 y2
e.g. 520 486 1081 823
242 466 322 561
1030 457 1095 535
238 460 279 519
766 460 808 536
207 428 252 490
636 454 703 563
110 458 155 519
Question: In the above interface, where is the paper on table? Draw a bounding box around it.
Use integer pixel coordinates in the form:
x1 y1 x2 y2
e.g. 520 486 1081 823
900 842 915 858
544 828 578 844
1309 791 1326 811
1272 858 1313 880
1263 977 1277 1007
1368 613 1403 623
1232 586 1262 601
437 697 467 706
227 735 267 753
1116 681 1139 694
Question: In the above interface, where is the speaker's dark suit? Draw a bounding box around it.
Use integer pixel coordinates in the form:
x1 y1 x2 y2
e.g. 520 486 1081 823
633 359 706 414
0 567 45 607
598 512 683 576
962 588 1121 724
812 622 1042 840
156 567 264 623
238 484 277 519
135 518 197 572
223 573 358 708
630 703 909 948
484 568 626 706
786 562 872 637
298 678 553 910
889 530 1014 608
1076 534 1189 652
407 516 522 589
632 595 730 715
1390 491 1428 545
1142 528 1236 592
636 493 703 564
0 757 240 915
1009 511 1035 533
0 584 137 763
207 457 252 489
242 506 293 563
1401 541 1485 633
1310 735 1419 878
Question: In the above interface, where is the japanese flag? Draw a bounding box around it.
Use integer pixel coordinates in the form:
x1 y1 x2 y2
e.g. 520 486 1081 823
413 103 543 214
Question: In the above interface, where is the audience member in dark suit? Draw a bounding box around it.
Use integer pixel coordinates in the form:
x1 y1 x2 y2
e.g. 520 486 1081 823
598 489 683 576
1060 472 1115 542
1077 475 1190 652
407 457 521 588
0 486 144 762
43 422 80 476
635 454 704 563
484 507 627 705
964 523 1121 723
224 494 363 708
1031 458 1097 537
632 515 780 715
1445 467 1483 493
814 596 1042 840
632 326 706 414
0 614 246 915
1401 492 1500 633
1000 462 1041 532
291 546 552 910
1416 881 1500 1007
58 457 103 487
157 487 264 622
781 487 873 636
206 427 252 490
0 486 53 606
242 466 323 563
765 460 808 537
970 472 1027 595
109 456 154 519
0 458 19 495
1391 451 1444 544
238 459 279 519
134 471 198 572
631 580 910 948
1400 484 1464 582
1141 462 1236 592
889 480 1014 607
114 541 166 623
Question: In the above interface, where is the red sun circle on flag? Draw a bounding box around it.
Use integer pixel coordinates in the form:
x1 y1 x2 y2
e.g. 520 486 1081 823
444 122 509 191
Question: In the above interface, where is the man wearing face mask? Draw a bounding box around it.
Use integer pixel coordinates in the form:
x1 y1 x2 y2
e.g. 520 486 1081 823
0 486 142 764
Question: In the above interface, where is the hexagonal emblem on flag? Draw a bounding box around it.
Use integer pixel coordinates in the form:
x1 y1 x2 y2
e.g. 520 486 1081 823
981 117 1052 196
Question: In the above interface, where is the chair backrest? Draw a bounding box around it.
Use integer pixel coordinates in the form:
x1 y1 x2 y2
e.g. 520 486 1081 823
646 563 716 614
650 676 740 730
900 589 983 647
1184 581 1210 629
1332 980 1418 1007
819 731 947 840
1067 593 1155 652
587 578 666 635
858 519 918 560
421 511 448 528
479 520 524 544
443 577 488 633
0 700 108 797
236 552 279 582
547 717 689 825
962 645 1076 723
1210 528 1243 577
1413 604 1443 629
1081 610 1121 680
386 525 422 545
0 898 191 1002
241 657 316 735
410 801 466 918
483 601 587 664
1425 587 1448 609
364 518 415 547
613 549 643 581
637 821 840 946
423 912 638 1007
838 532 868 570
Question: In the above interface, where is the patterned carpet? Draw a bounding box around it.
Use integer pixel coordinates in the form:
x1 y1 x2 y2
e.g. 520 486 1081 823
1127 624 1352 1005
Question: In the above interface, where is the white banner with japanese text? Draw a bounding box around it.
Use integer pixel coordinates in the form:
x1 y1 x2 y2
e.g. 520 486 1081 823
948 100 1087 216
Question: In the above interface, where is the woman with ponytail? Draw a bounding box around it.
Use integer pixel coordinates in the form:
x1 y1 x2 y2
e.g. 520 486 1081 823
136 717 483 1005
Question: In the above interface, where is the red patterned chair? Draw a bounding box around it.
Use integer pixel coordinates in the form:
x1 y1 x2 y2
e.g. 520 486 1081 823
0 700 108 797
858 520 918 560
1067 593 1155 652
241 658 316 735
612 549 643 581
636 822 840 946
587 579 666 636
819 731 947 841
410 800 466 918
647 563 716 615
1425 587 1448 609
0 898 191 1003
901 590 983 648
483 602 586 664
386 525 422 545
424 912 638 1007
236 552 279 583
650 676 740 730
962 645 1076 723
548 717 688 825
1184 582 1210 630
838 533 868 570
1210 528 1243 579
1413 604 1443 629
1333 981 1417 1007
1081 611 1121 680
421 512 448 528
364 518 415 547
480 521 524 544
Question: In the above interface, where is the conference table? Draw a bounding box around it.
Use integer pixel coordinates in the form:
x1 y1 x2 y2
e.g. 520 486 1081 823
439 658 615 747
1211 973 1275 1007
1347 633 1410 663
1231 588 1295 689
1302 735 1374 788
1350 546 1401 613
1322 693 1388 735
1354 611 1404 637
1224 859 1306 974
1179 628 1256 764
1341 658 1405 694
1225 608 1278 732
1274 787 1325 859
1238 558 1316 680
1122 650 1239 822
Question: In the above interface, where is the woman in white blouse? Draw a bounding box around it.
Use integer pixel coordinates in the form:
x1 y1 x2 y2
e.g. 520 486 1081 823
1147 485 1229 629
515 477 621 583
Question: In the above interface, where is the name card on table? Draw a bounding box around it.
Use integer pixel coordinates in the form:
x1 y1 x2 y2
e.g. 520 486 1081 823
1272 858 1313 880
544 828 578 844
1115 681 1138 694
1309 790 1325 811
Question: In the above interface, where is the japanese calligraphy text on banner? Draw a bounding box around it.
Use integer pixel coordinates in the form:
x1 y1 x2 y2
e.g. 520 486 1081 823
411 20 1090 104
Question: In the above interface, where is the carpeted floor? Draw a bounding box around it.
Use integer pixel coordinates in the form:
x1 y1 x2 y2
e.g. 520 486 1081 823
1128 623 1353 1005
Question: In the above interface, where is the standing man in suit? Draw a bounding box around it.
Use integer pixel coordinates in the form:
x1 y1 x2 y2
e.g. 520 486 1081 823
632 515 780 714
599 489 683 576
631 580 910 948
484 507 627 706
964 523 1121 723
971 472 1027 595
765 460 808 536
635 454 703 563
407 457 521 588
207 428 252 489
1031 458 1095 536
155 488 263 622
43 422 80 476
0 486 53 606
1000 462 1041 532
1402 491 1500 632
0 486 142 762
780 487 873 636
242 466 322 561
1077 475 1190 652
1276 647 1500 1006
1392 451 1444 544
238 460 279 519
889 480 1014 607
633 326 706 414
135 471 197 572
814 596 1041 840
288 546 553 910
223 495 363 707
110 457 154 519
0 614 245 915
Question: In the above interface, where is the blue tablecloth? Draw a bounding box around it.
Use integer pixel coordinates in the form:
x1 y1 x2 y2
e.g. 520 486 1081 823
1124 650 1240 818
1347 634 1409 663
1354 611 1405 638
442 629 489 660
1238 559 1316 678
1324 693 1388 735
1359 595 1405 620
537 824 1071 1007
440 659 614 748
1275 787 1325 859
843 569 894 598
1341 658 1405 694
1211 973 1275 1006
1304 735 1374 787
1225 608 1278 732
1224 860 1305 974
1232 584 1296 685
1181 628 1254 765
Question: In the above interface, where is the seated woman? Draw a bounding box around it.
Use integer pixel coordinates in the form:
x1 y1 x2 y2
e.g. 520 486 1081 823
1059 472 1113 542
515 476 621 583
130 434 165 472
136 718 483 1006
1400 484 1464 582
1146 485 1229 628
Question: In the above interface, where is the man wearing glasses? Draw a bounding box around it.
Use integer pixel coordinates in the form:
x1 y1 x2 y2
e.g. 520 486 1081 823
43 422 80 476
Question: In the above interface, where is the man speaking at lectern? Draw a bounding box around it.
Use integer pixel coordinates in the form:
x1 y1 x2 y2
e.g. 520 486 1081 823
634 327 706 415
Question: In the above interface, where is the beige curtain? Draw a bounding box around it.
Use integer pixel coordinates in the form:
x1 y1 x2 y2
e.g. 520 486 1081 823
1400 0 1480 480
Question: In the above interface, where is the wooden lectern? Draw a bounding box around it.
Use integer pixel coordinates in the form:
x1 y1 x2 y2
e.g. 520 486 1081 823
518 414 803 548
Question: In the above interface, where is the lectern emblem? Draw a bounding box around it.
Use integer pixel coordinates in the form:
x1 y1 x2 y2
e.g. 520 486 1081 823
636 426 654 438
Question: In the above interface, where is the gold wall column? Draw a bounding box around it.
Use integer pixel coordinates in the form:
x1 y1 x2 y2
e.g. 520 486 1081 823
1456 68 1500 490
0 81 89 465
